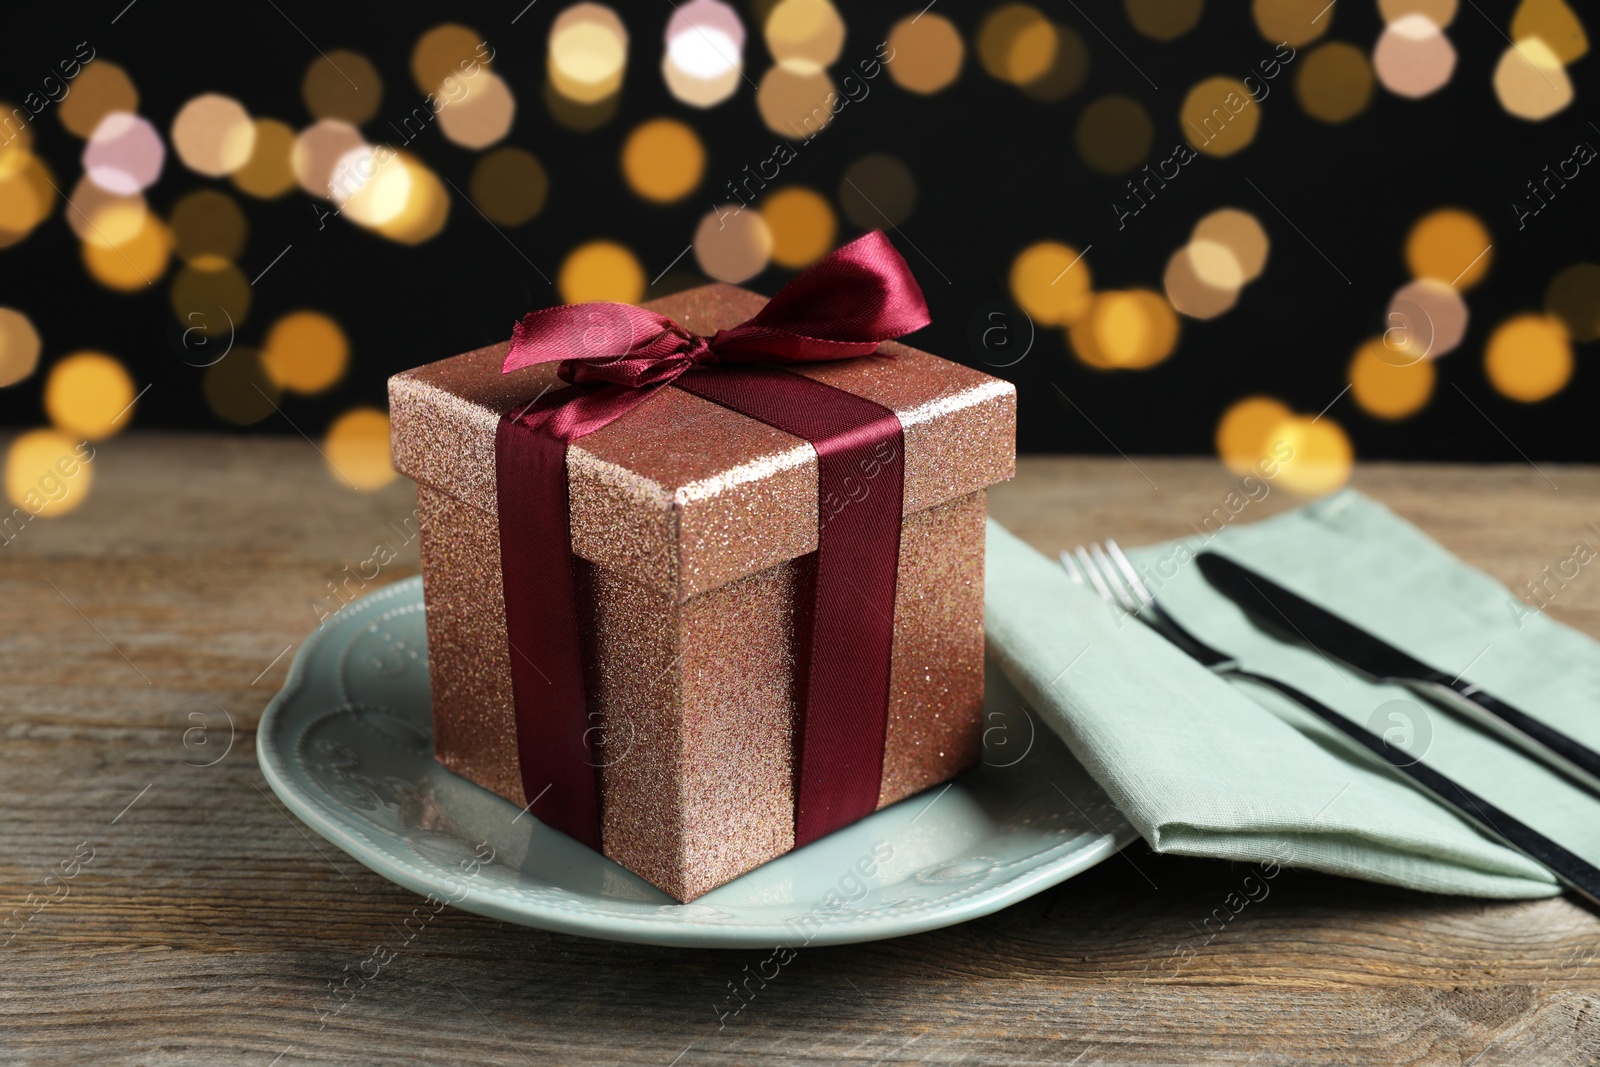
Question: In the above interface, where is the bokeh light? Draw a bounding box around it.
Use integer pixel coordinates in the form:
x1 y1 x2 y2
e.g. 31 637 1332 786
977 5 1058 87
470 148 549 226
66 176 149 248
84 113 165 194
1252 0 1332 47
1126 0 1204 41
549 4 629 104
1484 313 1573 402
57 62 138 139
1010 242 1093 327
1405 208 1492 289
291 119 365 199
1193 208 1269 282
0 150 54 248
838 153 916 229
886 13 965 94
1511 0 1588 64
331 146 414 227
412 24 491 96
1182 77 1260 157
437 70 516 149
324 408 397 490
170 189 248 265
303 50 384 124
263 311 349 394
171 94 255 177
1493 39 1574 120
663 0 745 108
1164 241 1242 320
559 240 645 303
5 429 93 518
765 0 845 75
694 206 773 283
44 352 136 439
1295 42 1374 123
81 214 170 291
1216 396 1292 474
1388 278 1468 359
1271 414 1353 495
621 119 704 203
1076 95 1153 175
170 260 252 332
231 118 298 199
1374 15 1457 99
1378 0 1456 26
756 67 835 138
760 187 835 268
1545 263 1600 343
1349 337 1436 418
1078 290 1179 369
371 154 449 245
1018 23 1089 103
0 308 42 388
203 347 280 425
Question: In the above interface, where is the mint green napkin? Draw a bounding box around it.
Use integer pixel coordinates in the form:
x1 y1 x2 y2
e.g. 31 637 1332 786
983 489 1600 898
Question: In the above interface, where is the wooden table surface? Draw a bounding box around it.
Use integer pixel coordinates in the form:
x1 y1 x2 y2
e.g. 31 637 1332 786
4 433 1599 1066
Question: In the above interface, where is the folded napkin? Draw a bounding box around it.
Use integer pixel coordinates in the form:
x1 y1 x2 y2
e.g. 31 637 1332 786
985 489 1600 898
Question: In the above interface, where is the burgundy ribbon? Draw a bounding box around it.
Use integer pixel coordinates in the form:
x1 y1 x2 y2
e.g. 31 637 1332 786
495 231 929 850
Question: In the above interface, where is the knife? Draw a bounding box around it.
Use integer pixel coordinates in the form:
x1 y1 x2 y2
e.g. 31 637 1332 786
1196 551 1600 800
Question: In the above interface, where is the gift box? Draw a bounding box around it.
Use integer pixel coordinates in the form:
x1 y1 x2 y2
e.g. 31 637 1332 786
389 238 1016 901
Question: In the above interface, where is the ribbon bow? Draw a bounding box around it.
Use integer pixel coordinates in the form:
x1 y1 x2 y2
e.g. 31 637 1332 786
494 231 930 855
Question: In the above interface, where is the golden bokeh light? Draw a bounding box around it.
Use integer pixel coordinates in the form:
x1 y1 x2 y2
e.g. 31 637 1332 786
44 352 136 439
203 347 279 426
1216 396 1293 474
1076 95 1154 175
329 145 411 228
0 308 42 388
1387 278 1468 359
231 118 298 199
1164 241 1242 320
1374 15 1457 99
621 119 704 203
1126 0 1204 41
291 119 366 199
437 70 517 149
886 13 965 94
412 23 491 96
82 215 170 291
977 4 1059 86
170 189 248 264
1511 0 1588 64
1018 23 1089 102
0 152 54 247
756 66 835 138
1182 77 1261 157
1484 314 1573 402
0 101 34 158
1067 302 1115 369
1378 0 1457 26
372 154 449 245
1545 262 1600 343
761 187 835 268
1192 208 1269 282
57 61 138 138
1271 415 1353 496
1086 289 1179 369
65 176 147 248
1252 0 1332 48
171 93 256 177
559 240 645 304
549 5 629 104
1349 337 1436 419
663 0 745 108
694 206 773 283
170 259 252 333
1010 241 1093 326
303 50 384 124
1493 38 1574 121
838 153 916 229
5 429 93 519
1405 208 1492 289
470 148 549 226
324 408 397 491
83 112 165 194
766 0 845 75
262 310 349 394
1295 41 1374 123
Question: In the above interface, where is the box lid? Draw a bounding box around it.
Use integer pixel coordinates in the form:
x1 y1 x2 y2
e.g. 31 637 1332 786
389 282 1015 602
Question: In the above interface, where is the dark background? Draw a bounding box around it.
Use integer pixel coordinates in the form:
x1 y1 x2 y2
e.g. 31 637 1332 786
1 1 1594 460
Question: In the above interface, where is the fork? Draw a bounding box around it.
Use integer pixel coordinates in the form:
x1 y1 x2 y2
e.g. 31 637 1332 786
1061 539 1600 909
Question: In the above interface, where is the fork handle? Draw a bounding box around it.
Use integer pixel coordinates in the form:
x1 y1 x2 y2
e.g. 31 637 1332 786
1232 669 1600 910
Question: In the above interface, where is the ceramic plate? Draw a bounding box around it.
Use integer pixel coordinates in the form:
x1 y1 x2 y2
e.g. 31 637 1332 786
256 576 1135 947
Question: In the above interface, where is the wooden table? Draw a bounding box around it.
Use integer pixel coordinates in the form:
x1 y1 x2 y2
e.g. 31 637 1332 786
4 434 1598 1065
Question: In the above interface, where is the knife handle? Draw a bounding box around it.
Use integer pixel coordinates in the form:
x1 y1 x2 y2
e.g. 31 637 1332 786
1410 679 1600 801
1235 670 1600 909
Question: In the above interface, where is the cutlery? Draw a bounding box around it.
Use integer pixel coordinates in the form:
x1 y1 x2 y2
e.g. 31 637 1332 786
1196 552 1600 801
1062 539 1600 908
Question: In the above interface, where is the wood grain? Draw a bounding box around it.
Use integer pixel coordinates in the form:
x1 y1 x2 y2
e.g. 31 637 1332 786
2 435 1599 1066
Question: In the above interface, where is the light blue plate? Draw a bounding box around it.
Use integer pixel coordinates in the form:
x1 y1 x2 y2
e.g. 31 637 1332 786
256 576 1134 947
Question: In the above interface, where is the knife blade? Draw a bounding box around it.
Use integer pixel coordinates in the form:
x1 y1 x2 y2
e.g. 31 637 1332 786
1196 551 1600 800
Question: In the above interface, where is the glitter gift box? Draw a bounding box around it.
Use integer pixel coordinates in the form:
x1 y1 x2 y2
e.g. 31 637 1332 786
389 281 1016 901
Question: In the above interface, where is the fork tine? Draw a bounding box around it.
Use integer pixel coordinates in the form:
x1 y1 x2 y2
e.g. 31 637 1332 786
1105 539 1154 607
1089 543 1142 613
1074 545 1120 607
1060 549 1086 585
